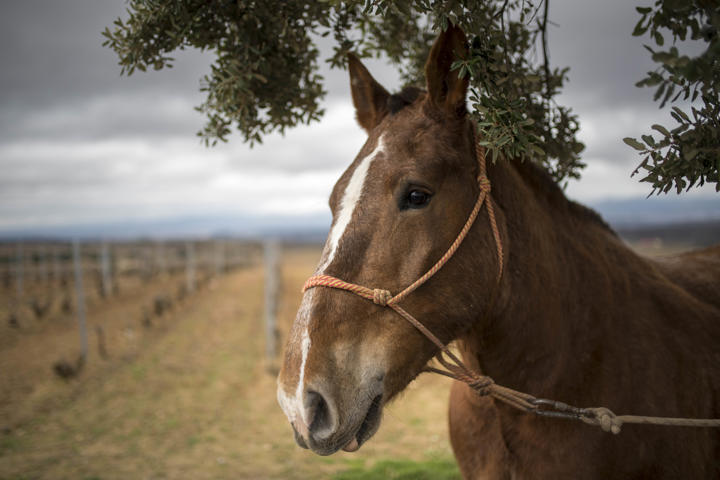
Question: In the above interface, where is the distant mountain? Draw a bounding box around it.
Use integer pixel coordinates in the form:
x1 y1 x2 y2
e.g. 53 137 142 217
616 220 720 248
0 212 332 242
586 195 719 228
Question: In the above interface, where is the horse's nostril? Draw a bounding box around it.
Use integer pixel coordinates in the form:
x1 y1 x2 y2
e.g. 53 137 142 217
305 390 334 438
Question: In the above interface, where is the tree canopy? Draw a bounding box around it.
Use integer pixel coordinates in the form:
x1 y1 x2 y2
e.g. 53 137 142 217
103 0 719 194
627 0 719 193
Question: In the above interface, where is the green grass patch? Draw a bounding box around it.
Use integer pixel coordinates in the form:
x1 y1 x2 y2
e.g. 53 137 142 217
332 457 461 480
131 364 146 380
409 417 424 427
0 435 24 456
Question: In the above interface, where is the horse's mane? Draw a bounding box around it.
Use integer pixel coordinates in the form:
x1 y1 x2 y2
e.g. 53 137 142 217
514 159 616 235
388 86 423 114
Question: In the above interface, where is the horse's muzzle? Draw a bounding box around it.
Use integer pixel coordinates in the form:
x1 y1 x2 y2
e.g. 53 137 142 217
287 380 384 456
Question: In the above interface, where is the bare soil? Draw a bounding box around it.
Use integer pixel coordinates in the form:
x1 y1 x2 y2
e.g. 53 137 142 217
0 246 455 479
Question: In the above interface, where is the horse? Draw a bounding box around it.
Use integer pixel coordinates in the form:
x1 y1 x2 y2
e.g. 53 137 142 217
277 25 720 478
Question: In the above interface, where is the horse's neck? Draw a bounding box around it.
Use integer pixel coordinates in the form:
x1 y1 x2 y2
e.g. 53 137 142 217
463 159 642 400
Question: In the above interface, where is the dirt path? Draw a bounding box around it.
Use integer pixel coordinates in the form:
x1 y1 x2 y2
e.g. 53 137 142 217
0 249 458 479
0 270 192 430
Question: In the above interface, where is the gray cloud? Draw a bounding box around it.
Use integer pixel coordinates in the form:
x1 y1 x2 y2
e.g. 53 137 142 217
0 0 715 234
0 1 212 108
550 0 656 108
0 94 204 144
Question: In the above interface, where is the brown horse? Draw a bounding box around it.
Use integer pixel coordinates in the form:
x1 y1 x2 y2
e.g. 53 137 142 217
277 25 720 478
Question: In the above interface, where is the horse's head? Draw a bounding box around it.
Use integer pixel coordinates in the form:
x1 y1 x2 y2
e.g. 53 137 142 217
277 26 503 455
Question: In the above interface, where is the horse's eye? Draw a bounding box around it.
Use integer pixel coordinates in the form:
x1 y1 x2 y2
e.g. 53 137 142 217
406 190 432 208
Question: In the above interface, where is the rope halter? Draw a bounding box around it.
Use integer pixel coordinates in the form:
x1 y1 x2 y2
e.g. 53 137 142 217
372 289 392 306
301 136 508 406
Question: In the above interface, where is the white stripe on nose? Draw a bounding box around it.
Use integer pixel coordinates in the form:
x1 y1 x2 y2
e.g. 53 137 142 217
278 134 386 431
317 135 386 273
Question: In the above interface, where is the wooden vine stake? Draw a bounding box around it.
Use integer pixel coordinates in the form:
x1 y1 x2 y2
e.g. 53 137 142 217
100 242 113 298
15 242 24 302
185 241 196 294
72 240 89 366
264 239 280 372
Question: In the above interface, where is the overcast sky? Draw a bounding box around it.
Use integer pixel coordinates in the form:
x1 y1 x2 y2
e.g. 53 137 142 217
0 0 716 234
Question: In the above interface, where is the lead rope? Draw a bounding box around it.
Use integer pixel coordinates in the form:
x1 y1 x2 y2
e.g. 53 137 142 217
302 131 720 435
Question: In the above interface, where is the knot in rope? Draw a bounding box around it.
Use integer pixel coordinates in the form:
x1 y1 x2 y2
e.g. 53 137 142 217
372 288 392 306
584 407 622 434
477 175 491 193
468 376 495 396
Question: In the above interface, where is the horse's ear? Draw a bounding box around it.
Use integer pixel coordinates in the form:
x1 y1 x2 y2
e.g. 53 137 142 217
348 53 391 133
424 24 469 117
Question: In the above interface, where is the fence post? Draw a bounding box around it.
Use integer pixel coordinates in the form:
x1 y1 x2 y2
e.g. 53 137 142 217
215 239 225 275
52 245 61 285
155 241 165 276
15 242 24 302
39 246 48 285
264 239 280 365
100 242 113 298
185 241 196 293
72 240 89 363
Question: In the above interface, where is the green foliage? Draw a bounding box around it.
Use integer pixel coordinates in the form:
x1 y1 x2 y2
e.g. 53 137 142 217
104 0 584 183
103 1 329 145
415 1 585 185
105 2 720 193
629 0 720 193
332 457 461 480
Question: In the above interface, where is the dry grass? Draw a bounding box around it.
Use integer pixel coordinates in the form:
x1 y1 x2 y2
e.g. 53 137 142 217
0 246 456 480
0 268 204 431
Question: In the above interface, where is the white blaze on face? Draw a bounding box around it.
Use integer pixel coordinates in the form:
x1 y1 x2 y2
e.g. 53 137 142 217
317 135 386 273
277 135 386 428
277 288 315 425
